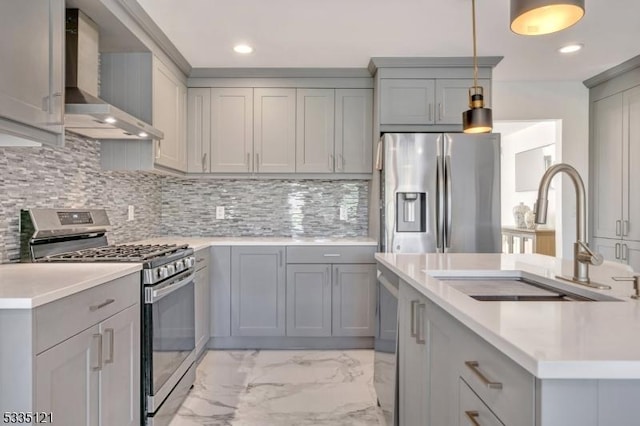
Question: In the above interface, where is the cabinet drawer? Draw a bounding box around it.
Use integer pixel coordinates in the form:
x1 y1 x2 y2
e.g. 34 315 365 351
35 273 139 354
195 248 209 271
456 328 534 426
459 378 504 426
286 246 375 264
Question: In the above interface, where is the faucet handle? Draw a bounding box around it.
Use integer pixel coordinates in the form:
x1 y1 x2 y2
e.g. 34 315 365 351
577 241 604 266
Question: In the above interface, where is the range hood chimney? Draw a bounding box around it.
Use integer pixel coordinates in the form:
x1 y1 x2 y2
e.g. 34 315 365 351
64 9 163 140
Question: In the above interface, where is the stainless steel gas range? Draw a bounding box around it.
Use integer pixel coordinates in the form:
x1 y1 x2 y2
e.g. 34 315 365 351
20 208 196 426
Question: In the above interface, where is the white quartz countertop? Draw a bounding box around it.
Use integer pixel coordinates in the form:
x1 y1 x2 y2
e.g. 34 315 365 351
0 263 141 309
132 236 378 251
375 252 640 380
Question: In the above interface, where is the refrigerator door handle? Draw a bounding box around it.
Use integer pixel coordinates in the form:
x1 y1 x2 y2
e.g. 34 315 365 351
445 155 453 249
436 155 444 249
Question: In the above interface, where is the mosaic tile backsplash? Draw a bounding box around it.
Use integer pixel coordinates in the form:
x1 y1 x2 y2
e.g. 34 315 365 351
160 178 369 238
0 133 369 263
0 133 163 263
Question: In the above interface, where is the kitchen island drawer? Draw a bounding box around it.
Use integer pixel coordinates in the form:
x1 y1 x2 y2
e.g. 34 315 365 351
456 322 535 426
286 246 375 264
35 272 139 353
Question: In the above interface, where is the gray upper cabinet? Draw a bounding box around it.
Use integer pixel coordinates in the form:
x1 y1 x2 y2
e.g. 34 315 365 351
0 0 64 146
380 79 435 125
210 88 254 172
187 88 211 173
436 79 491 124
335 89 373 173
286 264 332 337
254 88 297 173
332 264 376 337
153 55 188 172
231 246 286 336
379 78 491 126
296 88 336 173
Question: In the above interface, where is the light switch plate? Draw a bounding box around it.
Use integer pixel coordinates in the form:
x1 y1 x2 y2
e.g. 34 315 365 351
127 205 135 221
216 206 225 220
340 207 348 221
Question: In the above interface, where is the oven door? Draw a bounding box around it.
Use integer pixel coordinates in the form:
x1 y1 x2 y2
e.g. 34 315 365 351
143 269 196 414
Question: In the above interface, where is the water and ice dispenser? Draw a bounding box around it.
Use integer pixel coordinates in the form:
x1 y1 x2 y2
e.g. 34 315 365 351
395 192 426 232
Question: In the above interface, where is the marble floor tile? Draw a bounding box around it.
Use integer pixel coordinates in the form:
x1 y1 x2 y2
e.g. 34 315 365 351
169 349 385 426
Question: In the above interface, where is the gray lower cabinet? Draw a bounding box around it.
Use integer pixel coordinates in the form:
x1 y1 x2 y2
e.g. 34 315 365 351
194 248 211 358
0 0 64 146
332 264 376 336
231 246 286 336
33 277 140 426
286 264 332 337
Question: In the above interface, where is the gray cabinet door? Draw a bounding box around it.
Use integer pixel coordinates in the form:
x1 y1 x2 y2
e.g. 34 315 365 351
211 246 231 337
153 56 187 171
195 265 211 356
397 283 428 426
592 93 624 240
624 85 640 242
231 246 286 336
187 88 211 173
286 264 332 337
254 88 296 173
435 79 491 124
35 324 100 426
332 264 376 337
296 88 335 173
0 0 64 143
335 89 373 173
211 88 254 172
100 305 140 426
623 240 640 272
380 79 435 125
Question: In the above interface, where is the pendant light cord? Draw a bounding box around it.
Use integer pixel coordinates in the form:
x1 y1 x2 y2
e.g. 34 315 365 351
472 0 478 89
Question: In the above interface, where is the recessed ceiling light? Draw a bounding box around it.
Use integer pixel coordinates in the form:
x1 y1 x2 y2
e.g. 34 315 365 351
233 44 254 54
558 44 583 54
138 132 148 138
104 117 116 124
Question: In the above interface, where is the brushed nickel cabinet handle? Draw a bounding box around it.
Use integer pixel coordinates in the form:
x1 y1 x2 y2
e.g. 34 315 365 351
616 243 621 259
410 300 419 338
623 220 630 236
323 253 341 257
328 154 334 171
616 220 622 236
256 153 260 172
465 361 503 389
104 328 114 364
337 154 345 171
90 298 115 312
156 140 161 160
416 303 426 344
247 153 250 171
92 333 103 371
428 103 433 122
202 153 208 172
438 102 443 121
465 410 481 426
622 244 628 261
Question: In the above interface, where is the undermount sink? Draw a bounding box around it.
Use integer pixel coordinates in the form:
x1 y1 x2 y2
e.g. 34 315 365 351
427 272 622 302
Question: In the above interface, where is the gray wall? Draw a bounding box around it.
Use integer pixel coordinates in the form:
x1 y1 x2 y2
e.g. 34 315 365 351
161 178 369 237
0 133 369 263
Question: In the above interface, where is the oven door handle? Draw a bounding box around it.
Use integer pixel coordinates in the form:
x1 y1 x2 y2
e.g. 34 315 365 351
145 271 195 304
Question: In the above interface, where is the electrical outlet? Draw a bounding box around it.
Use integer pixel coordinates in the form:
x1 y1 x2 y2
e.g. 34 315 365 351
216 206 225 220
127 205 135 221
339 207 348 221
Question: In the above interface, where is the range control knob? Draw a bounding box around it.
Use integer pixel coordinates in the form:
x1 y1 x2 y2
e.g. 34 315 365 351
184 257 195 268
158 266 169 279
166 264 176 275
176 260 185 271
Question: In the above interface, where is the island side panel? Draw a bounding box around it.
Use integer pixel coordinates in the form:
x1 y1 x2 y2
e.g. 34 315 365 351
0 309 34 413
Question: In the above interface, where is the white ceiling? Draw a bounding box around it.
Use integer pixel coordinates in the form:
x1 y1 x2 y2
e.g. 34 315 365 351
137 0 640 82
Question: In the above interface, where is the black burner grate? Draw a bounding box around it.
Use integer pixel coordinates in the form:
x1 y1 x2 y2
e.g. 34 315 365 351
43 243 189 262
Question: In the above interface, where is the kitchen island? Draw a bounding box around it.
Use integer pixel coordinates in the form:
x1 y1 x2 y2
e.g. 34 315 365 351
376 252 640 426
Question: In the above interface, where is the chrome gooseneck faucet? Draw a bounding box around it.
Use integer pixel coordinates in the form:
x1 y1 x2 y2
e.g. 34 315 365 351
534 163 609 289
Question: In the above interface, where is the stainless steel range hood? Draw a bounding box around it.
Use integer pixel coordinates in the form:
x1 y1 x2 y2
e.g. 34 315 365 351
64 9 163 140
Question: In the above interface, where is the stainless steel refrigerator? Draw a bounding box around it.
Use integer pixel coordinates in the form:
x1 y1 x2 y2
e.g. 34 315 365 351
380 132 501 253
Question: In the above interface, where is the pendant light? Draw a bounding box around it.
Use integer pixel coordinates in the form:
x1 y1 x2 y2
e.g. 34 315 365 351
511 0 585 35
463 0 492 134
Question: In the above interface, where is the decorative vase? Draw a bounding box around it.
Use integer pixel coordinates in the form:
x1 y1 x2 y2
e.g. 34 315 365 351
512 202 530 229
524 209 536 229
